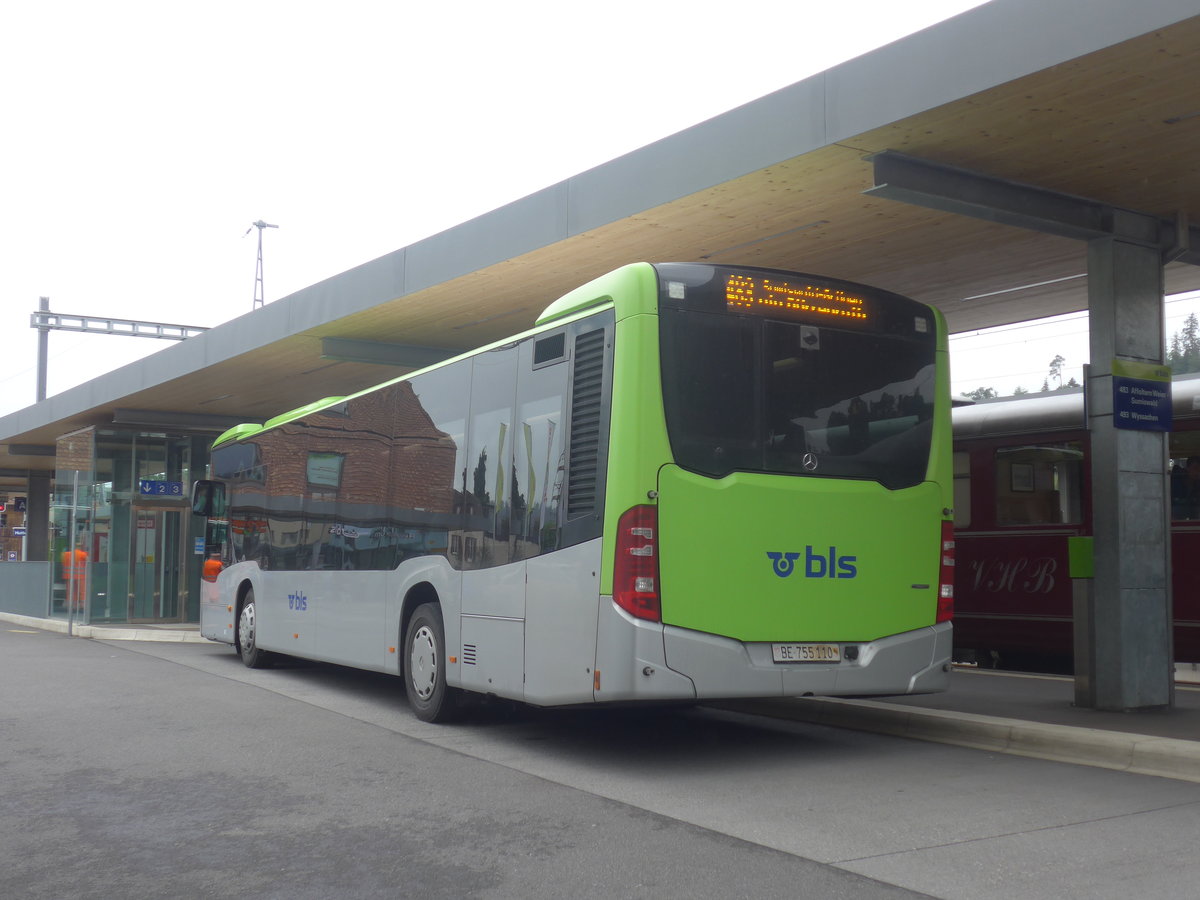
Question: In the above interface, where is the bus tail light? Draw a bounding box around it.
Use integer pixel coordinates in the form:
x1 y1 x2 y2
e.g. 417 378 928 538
937 520 954 623
614 505 660 622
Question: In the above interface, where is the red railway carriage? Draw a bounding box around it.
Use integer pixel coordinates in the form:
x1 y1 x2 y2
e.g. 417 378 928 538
951 377 1200 668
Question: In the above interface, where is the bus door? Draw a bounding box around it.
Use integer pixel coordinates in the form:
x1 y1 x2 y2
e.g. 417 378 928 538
518 328 595 705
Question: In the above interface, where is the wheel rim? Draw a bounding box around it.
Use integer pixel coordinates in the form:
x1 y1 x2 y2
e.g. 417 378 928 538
239 602 256 655
409 624 438 702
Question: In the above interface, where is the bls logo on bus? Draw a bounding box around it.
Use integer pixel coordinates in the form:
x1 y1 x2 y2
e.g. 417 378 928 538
767 546 857 579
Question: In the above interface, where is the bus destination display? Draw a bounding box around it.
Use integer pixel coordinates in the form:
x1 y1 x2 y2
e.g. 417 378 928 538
725 272 869 323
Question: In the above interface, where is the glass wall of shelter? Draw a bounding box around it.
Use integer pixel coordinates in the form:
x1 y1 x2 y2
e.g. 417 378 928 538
51 427 211 624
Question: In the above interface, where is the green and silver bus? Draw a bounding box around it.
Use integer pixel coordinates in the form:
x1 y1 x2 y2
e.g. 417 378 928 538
193 262 954 721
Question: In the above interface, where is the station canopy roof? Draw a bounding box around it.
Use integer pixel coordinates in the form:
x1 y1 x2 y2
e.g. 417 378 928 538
3 0 1199 488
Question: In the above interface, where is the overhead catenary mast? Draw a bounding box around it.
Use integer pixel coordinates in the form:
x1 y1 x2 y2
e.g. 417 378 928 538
247 219 279 309
29 299 209 403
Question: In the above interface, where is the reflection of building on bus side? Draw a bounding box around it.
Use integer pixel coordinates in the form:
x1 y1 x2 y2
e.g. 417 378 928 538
218 381 459 572
215 370 568 575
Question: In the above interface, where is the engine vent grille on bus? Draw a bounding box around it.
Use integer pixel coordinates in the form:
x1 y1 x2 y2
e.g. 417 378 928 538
462 643 477 666
567 328 605 518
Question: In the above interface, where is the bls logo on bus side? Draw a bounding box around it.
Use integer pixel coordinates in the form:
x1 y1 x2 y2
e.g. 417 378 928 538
767 546 858 579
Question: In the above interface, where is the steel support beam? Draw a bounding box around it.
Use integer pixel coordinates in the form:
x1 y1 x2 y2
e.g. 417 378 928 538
866 151 1200 265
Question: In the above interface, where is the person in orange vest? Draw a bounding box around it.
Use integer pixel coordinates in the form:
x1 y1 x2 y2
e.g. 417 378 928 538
61 543 88 612
202 551 223 583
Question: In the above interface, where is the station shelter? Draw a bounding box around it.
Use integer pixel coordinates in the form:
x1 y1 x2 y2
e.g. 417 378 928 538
48 427 213 624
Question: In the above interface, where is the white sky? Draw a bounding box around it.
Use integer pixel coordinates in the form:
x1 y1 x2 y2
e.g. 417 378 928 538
10 0 1166 420
949 291 1200 397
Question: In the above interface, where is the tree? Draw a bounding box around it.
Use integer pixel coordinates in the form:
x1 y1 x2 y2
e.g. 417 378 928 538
963 386 998 401
1048 354 1065 389
1041 355 1080 392
1168 312 1200 375
472 448 490 507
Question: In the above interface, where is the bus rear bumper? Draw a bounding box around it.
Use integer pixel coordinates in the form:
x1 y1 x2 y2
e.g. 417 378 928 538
662 621 952 699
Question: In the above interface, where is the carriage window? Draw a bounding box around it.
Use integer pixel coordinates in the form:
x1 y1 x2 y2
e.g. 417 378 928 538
953 451 971 529
1169 431 1200 520
994 442 1083 525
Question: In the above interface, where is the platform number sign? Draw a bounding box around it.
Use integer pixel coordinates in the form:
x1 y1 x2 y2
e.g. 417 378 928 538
139 480 185 497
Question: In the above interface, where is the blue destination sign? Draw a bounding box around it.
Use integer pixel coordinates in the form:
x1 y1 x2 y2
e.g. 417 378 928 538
139 479 185 497
1112 359 1172 432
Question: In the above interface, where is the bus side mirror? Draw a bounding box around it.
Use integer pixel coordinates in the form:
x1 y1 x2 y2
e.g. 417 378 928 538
191 480 225 517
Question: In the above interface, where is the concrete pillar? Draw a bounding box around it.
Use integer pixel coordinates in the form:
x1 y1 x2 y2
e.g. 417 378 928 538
1083 236 1174 710
25 472 52 563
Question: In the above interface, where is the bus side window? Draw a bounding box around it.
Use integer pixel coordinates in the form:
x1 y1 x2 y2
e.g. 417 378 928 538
404 365 470 569
211 441 264 566
953 451 971 529
465 347 519 570
513 334 569 560
333 389 392 571
258 428 304 570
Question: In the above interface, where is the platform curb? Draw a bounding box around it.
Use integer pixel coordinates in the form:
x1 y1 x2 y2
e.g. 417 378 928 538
0 612 207 643
715 697 1200 784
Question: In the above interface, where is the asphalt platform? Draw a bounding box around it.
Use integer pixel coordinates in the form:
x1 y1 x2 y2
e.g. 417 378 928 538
5 611 1198 783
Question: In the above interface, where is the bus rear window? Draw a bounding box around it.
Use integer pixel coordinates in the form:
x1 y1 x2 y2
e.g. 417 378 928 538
656 265 937 489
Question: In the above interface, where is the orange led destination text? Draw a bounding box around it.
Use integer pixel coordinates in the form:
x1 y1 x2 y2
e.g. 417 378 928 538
725 274 869 321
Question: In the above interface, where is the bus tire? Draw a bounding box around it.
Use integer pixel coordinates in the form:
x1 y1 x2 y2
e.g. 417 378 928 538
404 602 459 723
237 589 274 669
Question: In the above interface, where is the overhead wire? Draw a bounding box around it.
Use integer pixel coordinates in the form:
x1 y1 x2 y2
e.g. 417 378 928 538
950 290 1200 390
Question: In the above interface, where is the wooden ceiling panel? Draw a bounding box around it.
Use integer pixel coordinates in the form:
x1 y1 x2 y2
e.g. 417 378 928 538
851 20 1200 218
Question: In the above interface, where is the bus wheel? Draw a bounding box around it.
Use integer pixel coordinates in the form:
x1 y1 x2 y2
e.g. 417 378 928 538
404 602 459 723
237 589 274 669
